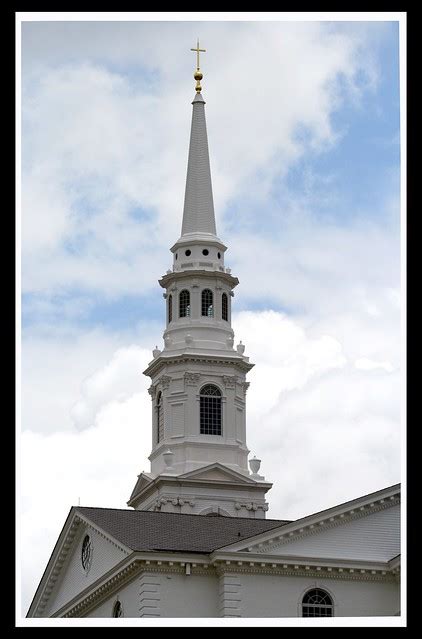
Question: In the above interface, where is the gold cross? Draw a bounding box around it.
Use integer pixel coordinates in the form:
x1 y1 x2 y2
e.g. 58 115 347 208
191 38 206 70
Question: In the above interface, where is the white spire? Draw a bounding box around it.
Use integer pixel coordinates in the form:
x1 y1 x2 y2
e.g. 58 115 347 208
181 92 217 236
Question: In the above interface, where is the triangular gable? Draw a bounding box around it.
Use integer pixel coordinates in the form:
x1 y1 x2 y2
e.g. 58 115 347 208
179 462 257 484
128 472 153 502
254 503 400 563
217 483 401 556
27 508 131 618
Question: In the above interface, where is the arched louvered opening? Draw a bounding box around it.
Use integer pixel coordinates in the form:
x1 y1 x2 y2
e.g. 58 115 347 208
179 290 191 317
302 589 334 617
156 391 164 443
202 289 214 317
200 384 222 435
168 294 173 323
222 293 228 321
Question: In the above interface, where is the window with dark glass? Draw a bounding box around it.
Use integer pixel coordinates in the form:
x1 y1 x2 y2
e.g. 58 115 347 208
81 535 92 571
200 384 222 435
156 391 164 443
302 589 333 617
179 290 191 317
168 294 172 323
202 289 214 317
222 293 228 321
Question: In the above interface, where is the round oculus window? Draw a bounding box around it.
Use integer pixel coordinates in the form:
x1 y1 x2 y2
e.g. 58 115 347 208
202 249 209 256
81 534 92 571
185 249 191 256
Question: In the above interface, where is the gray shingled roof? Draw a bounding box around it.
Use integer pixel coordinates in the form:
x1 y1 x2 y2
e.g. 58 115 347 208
77 507 290 554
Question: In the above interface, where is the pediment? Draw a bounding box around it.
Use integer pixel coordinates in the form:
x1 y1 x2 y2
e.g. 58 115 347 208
219 484 401 560
27 508 130 618
128 472 154 502
179 463 255 484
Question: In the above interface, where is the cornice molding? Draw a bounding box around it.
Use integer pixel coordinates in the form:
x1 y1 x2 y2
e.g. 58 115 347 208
213 559 396 583
159 269 239 290
250 495 400 554
53 545 399 617
61 560 141 618
32 515 82 617
144 353 254 378
60 556 213 617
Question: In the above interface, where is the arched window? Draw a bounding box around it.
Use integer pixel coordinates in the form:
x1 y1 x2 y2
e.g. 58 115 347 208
112 600 123 617
302 589 333 617
168 294 172 323
156 391 164 443
179 290 191 317
81 535 92 572
200 384 222 435
222 293 228 321
202 289 214 317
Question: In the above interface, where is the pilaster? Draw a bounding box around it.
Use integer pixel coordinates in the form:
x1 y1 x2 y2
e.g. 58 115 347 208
139 573 161 617
218 572 242 617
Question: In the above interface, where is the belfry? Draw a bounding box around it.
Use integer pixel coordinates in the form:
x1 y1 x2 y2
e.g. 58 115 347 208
127 41 272 517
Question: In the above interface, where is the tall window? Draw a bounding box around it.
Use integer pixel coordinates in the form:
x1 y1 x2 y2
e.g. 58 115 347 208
168 294 172 323
156 391 164 443
179 290 191 317
222 293 228 321
202 289 214 317
302 589 333 617
200 384 222 435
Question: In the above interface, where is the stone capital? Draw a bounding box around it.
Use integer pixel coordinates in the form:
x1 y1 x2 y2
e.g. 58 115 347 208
184 372 201 387
159 375 171 390
223 375 237 389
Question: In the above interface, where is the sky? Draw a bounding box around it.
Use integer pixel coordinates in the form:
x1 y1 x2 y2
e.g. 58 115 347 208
19 14 403 618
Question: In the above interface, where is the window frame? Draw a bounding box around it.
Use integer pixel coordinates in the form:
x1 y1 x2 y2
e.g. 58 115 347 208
168 294 172 323
201 288 214 317
156 391 164 443
222 292 228 321
199 384 222 436
179 289 191 318
301 588 334 617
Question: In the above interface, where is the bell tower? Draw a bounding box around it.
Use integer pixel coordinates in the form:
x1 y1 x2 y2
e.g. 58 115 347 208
128 42 272 518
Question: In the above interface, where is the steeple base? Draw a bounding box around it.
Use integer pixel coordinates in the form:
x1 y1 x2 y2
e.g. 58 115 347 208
128 463 272 519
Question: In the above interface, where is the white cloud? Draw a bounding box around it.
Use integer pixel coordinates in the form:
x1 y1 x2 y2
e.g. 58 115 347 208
21 21 386 297
355 357 394 372
70 344 151 431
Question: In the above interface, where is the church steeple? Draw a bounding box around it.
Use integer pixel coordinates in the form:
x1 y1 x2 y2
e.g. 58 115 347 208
181 91 217 237
128 45 272 517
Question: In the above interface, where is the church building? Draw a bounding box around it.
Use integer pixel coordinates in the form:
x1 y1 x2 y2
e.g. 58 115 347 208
27 43 400 619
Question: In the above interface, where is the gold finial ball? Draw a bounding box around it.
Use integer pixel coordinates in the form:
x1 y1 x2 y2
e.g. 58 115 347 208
194 70 203 81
